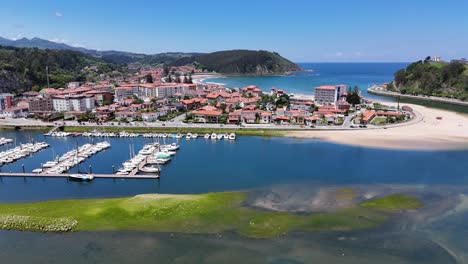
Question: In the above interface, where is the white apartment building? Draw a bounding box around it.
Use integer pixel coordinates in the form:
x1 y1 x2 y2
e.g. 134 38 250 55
114 86 139 101
314 85 346 105
53 95 95 112
140 84 188 99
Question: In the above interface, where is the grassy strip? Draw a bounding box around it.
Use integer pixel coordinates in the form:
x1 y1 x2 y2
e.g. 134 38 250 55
0 192 421 238
62 126 288 137
0 125 50 131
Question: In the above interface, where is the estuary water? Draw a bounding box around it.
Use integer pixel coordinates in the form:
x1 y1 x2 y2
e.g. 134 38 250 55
0 131 467 202
0 131 467 263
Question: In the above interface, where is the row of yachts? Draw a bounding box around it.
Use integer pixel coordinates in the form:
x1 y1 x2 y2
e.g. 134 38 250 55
44 131 237 140
0 137 14 146
33 142 111 175
0 142 49 166
116 142 180 175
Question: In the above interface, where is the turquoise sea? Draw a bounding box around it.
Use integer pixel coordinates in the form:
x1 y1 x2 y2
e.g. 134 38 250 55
202 63 409 100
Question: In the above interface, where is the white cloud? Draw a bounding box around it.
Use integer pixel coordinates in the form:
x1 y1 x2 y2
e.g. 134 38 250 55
354 51 362 56
55 12 63 17
70 43 86 48
49 38 68 44
335 52 344 57
12 34 23 41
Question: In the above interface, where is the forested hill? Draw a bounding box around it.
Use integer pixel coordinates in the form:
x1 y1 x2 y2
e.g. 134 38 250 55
0 46 120 94
388 58 468 100
171 50 301 75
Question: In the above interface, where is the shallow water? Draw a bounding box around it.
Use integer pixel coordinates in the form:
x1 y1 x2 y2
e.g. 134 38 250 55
0 229 458 264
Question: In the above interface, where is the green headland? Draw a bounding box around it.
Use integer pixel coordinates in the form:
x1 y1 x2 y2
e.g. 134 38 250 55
0 192 422 238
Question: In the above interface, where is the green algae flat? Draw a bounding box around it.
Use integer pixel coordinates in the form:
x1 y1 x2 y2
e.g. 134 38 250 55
0 192 422 238
360 194 423 211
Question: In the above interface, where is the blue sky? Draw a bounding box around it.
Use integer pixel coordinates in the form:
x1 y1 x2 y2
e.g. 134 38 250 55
0 0 467 62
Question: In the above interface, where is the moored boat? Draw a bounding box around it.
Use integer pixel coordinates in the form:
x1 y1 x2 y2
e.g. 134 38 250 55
68 174 94 181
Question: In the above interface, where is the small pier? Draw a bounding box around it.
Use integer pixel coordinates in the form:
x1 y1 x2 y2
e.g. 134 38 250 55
0 172 159 179
0 142 49 166
39 142 110 174
118 143 161 176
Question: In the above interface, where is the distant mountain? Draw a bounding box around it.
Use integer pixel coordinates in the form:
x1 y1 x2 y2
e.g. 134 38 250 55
172 50 301 75
0 37 199 64
0 38 300 75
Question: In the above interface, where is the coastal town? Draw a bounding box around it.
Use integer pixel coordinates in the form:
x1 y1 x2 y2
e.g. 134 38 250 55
0 65 414 131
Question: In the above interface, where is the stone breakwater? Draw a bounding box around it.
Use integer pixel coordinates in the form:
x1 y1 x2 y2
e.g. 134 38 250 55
0 215 77 232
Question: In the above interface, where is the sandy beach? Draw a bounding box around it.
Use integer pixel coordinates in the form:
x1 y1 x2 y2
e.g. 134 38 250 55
289 103 468 150
191 73 224 84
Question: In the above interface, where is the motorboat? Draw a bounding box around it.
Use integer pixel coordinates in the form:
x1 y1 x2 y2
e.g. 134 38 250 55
229 133 236 140
159 149 176 156
217 134 223 140
211 133 217 139
139 166 160 173
223 134 229 140
192 133 199 139
186 133 193 140
68 174 94 181
204 134 210 139
164 143 179 151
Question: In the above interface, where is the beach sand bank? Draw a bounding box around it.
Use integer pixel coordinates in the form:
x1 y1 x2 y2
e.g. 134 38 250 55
289 103 468 150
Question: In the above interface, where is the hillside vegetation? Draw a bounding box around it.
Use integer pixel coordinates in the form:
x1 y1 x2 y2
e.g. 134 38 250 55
388 58 468 100
172 50 301 75
0 46 121 94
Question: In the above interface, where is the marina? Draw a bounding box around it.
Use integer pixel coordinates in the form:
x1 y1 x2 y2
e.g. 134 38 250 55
0 142 49 167
45 131 237 140
0 172 160 179
36 141 111 174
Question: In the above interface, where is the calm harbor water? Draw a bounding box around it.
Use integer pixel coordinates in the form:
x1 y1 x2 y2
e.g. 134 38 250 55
1 131 468 263
1 131 467 202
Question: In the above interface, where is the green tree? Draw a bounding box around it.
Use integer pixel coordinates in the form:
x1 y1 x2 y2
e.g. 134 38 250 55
145 74 153 83
275 94 290 108
346 86 361 106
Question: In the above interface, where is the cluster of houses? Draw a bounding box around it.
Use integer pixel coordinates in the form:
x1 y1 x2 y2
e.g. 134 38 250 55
0 65 412 126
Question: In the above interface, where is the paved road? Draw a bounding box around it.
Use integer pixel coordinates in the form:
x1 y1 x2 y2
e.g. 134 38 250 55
0 112 422 132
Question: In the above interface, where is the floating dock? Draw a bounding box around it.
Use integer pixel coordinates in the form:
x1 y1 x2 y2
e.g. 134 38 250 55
0 172 159 179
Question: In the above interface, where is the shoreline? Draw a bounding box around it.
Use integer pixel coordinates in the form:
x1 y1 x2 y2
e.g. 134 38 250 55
368 86 468 107
1 103 467 151
288 102 468 151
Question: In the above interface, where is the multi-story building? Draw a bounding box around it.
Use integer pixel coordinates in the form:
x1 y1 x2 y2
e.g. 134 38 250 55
84 91 114 106
314 85 346 105
17 97 53 112
52 95 95 112
67 82 81 89
0 93 13 111
114 85 139 101
140 83 188 99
